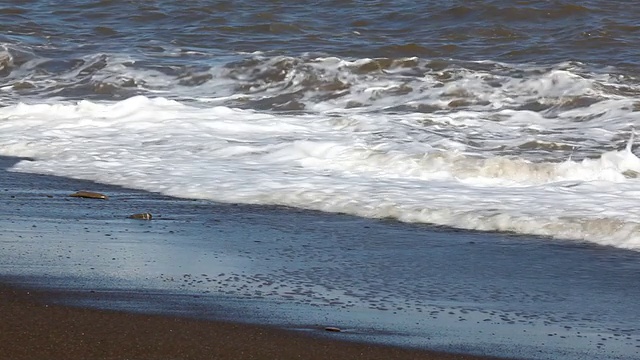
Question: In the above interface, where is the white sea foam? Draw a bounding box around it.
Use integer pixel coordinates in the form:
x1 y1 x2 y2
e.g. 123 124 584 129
2 52 640 249
2 91 640 250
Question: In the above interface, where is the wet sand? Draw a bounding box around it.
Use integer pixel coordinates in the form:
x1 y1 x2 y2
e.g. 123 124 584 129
0 155 505 360
0 283 503 360
1 155 639 360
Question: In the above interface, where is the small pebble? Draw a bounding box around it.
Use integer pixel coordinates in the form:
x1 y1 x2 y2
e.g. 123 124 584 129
129 212 153 220
324 327 341 332
69 191 109 200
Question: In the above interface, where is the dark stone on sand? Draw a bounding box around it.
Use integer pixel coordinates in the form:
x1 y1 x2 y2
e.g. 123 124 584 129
129 212 152 220
69 191 109 200
324 327 342 332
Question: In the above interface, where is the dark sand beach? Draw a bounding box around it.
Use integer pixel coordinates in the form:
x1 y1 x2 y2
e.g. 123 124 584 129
0 283 503 360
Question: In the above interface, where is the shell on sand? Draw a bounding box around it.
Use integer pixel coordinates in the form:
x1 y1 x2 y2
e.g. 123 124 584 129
69 191 109 200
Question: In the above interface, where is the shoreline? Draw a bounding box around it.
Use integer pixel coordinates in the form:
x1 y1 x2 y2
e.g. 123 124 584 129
1 155 640 360
0 154 506 359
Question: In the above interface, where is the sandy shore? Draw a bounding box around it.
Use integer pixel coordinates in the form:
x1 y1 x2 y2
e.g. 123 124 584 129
0 155 505 360
2 155 639 360
0 283 504 360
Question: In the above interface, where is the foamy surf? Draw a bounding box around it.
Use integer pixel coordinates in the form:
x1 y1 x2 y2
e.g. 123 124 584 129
2 95 640 250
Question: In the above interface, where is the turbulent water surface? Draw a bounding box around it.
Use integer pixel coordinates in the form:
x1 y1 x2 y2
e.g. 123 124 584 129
2 1 640 250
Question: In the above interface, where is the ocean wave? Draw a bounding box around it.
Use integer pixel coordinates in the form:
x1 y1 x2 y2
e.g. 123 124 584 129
3 49 639 113
2 96 640 250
